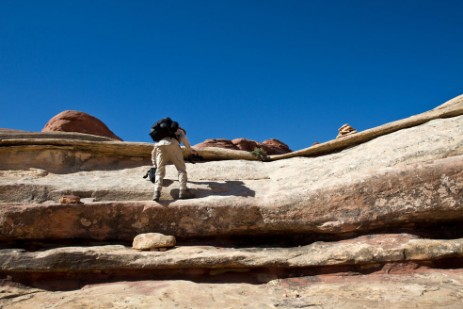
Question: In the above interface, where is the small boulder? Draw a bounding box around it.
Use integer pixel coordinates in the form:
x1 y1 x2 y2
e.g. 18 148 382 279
260 139 291 154
132 233 176 251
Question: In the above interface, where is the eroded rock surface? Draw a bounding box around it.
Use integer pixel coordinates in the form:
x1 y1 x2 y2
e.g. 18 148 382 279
195 137 292 155
2 270 463 309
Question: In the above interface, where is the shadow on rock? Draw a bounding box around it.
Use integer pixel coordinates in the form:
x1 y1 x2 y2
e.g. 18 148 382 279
170 181 256 199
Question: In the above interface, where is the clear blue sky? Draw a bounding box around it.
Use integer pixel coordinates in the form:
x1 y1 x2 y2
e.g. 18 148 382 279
1 0 462 150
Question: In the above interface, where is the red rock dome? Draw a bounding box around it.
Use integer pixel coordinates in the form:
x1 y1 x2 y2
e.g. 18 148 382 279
42 110 122 141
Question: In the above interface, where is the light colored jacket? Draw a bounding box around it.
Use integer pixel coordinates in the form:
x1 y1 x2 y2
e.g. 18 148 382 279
151 128 191 166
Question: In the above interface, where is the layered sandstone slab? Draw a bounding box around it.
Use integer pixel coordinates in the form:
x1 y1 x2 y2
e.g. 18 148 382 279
0 154 462 241
2 270 463 309
2 234 463 308
1 234 462 273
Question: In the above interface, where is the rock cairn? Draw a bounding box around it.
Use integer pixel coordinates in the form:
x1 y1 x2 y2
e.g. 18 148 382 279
336 123 357 138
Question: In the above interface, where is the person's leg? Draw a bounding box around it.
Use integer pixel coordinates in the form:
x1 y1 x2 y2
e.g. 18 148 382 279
168 144 193 199
153 146 167 201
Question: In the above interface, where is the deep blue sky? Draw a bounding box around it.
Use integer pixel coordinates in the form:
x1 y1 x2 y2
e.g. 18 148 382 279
1 0 462 150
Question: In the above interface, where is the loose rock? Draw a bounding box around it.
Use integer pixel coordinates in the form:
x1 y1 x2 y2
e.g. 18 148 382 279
132 233 176 251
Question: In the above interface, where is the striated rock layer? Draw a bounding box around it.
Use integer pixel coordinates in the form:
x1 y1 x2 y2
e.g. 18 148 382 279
1 270 463 308
0 154 462 241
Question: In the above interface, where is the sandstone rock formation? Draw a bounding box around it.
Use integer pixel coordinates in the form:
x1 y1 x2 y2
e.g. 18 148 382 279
231 137 257 151
42 110 122 141
194 138 239 150
260 138 292 154
195 137 291 155
2 270 462 308
1 95 463 308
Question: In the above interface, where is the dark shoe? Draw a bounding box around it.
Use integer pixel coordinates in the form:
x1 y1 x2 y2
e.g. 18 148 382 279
153 192 160 202
179 190 195 199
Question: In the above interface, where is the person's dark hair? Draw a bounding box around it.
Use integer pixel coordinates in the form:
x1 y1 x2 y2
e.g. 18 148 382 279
171 121 179 132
